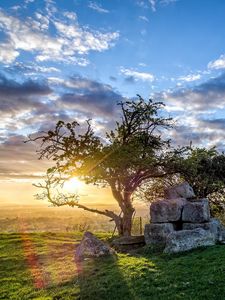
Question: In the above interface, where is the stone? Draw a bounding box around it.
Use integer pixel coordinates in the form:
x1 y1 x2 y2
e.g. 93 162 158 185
164 182 196 199
112 236 145 252
219 224 225 244
164 228 216 254
75 231 114 261
112 235 145 245
183 218 221 241
150 198 186 223
182 199 210 223
144 223 174 247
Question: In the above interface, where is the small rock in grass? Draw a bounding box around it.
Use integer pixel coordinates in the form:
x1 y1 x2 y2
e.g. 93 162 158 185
75 231 114 261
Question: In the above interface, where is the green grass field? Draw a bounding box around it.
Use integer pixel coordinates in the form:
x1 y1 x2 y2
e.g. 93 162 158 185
1 232 225 299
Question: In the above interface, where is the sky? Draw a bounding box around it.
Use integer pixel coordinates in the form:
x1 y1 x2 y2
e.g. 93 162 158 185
1 0 225 208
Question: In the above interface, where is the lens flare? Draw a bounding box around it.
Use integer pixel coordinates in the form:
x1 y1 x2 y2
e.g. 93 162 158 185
63 177 83 193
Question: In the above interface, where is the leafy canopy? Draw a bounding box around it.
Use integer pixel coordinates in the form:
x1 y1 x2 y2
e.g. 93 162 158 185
33 96 174 191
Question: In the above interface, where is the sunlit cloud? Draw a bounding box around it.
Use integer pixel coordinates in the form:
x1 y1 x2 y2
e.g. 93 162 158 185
158 72 225 112
0 8 119 65
120 67 154 82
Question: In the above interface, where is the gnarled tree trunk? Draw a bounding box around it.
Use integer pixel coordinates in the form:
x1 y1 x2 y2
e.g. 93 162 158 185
111 188 135 236
113 209 134 236
121 210 135 236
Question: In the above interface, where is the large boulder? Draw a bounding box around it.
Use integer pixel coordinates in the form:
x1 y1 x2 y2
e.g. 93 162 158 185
164 182 195 199
183 218 221 241
150 198 186 223
75 231 114 261
164 228 215 254
182 199 210 223
144 223 174 247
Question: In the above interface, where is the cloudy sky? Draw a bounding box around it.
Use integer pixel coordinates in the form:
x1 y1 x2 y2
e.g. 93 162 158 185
1 0 225 207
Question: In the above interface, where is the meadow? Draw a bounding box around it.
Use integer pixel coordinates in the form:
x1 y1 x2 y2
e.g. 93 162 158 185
1 232 225 299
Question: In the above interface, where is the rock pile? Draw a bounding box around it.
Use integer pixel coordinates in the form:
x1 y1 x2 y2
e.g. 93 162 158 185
144 182 225 253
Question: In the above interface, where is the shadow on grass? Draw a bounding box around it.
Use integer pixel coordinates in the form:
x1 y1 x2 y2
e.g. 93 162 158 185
2 233 225 300
76 254 135 300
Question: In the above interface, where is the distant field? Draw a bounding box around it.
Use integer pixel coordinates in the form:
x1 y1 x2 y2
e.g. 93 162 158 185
1 233 225 299
0 206 115 233
0 206 148 235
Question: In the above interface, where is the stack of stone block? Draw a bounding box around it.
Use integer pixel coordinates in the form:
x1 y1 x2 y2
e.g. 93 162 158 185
144 182 224 253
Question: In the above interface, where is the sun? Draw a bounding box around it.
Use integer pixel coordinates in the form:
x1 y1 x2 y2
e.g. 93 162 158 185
63 177 83 193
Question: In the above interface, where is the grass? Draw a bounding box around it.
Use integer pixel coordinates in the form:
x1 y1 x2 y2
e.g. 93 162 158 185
1 233 225 299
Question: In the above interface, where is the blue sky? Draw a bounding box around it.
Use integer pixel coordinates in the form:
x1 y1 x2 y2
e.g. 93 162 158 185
1 0 225 185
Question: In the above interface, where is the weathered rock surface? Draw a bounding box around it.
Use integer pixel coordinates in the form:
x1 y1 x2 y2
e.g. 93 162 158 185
219 224 225 244
150 198 186 223
75 231 114 261
183 218 221 241
164 228 215 254
112 236 145 245
144 181 224 253
182 199 210 223
112 236 145 252
144 223 174 247
164 182 196 199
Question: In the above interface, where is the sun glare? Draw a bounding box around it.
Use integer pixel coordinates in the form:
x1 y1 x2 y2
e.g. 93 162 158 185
63 177 83 193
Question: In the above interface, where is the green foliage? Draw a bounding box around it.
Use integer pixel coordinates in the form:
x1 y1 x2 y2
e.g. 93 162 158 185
177 147 225 216
2 233 225 299
33 97 173 186
141 146 225 218
178 147 225 197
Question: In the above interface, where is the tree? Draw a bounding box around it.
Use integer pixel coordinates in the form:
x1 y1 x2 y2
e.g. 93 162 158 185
27 96 176 236
179 147 225 216
141 146 225 217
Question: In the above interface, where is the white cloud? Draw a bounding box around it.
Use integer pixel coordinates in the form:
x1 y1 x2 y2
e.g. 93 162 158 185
11 5 21 11
208 55 225 70
0 9 119 65
139 15 149 22
53 20 119 54
34 13 50 31
136 1 148 8
0 10 61 58
35 66 59 73
63 11 77 20
160 0 178 5
178 74 201 82
88 2 109 13
144 0 179 11
139 62 147 67
0 43 19 63
149 0 156 11
120 67 154 82
157 73 225 113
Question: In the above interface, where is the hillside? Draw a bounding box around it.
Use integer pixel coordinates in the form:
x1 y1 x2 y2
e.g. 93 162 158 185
1 232 225 299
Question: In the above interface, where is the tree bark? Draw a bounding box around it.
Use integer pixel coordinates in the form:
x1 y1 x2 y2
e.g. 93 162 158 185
113 190 135 236
121 210 134 236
